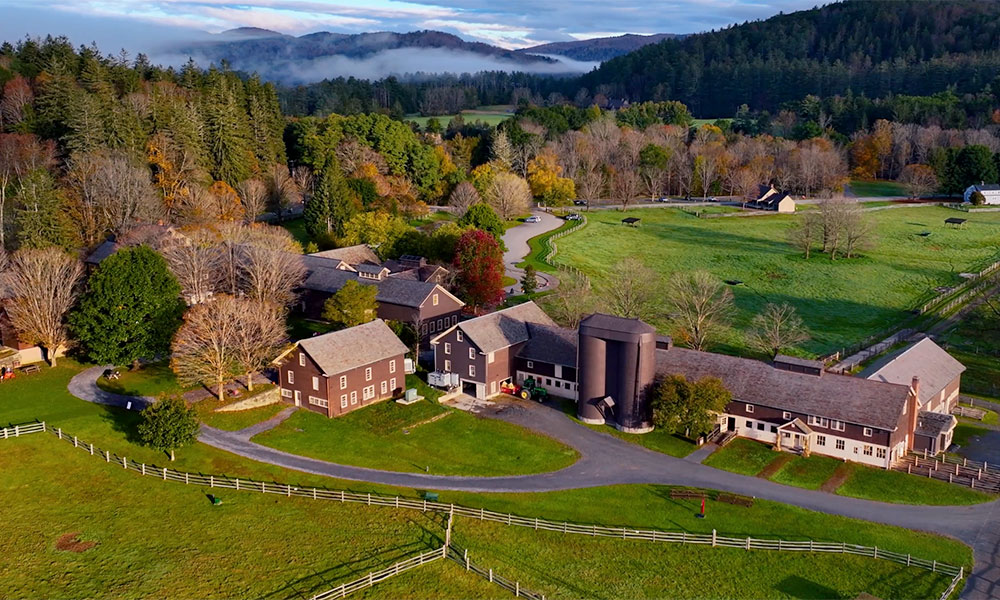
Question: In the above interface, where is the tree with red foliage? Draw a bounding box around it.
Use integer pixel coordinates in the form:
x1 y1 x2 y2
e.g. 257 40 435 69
453 229 505 312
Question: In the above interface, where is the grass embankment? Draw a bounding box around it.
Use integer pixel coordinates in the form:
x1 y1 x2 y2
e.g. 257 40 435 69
192 390 285 432
555 399 695 458
554 206 1000 356
0 363 974 598
252 375 579 476
515 218 581 273
705 439 991 505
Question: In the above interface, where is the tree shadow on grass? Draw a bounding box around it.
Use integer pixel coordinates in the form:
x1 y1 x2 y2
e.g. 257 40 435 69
99 404 144 446
774 576 841 599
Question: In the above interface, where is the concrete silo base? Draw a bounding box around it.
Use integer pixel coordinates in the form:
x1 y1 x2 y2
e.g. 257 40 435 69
614 422 654 434
577 414 607 425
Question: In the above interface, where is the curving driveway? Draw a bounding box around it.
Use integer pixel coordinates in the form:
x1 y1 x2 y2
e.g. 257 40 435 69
67 366 1000 598
501 210 563 295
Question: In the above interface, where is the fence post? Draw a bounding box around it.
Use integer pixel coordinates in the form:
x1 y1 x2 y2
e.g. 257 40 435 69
340 490 345 503
72 435 76 447
210 475 214 488
746 537 750 550
186 473 190 485
105 450 110 462
89 443 94 455
489 569 493 583
287 484 291 497
465 548 469 571
42 422 46 432
163 467 167 480
712 529 717 547
367 492 371 505
57 427 62 440
907 554 911 566
141 463 145 476
874 546 878 559
932 560 936 572
313 488 317 500
516 581 520 597
123 456 127 469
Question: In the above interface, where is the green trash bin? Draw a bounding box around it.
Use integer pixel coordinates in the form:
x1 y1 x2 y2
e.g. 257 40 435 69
211 496 222 506
423 492 439 502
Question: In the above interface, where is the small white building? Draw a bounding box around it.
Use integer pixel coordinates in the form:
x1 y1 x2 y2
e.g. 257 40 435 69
963 183 1000 205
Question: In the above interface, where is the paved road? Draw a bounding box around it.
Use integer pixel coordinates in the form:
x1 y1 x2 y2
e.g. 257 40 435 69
67 366 156 410
501 210 563 295
67 366 1000 598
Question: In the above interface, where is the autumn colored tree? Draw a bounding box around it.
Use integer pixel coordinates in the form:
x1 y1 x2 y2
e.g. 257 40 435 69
452 229 505 312
340 211 411 259
0 133 56 249
487 172 533 219
527 150 576 206
897 164 938 199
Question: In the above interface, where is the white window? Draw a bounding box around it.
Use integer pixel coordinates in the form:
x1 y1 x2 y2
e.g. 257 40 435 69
350 391 358 405
390 377 397 391
816 435 826 446
340 394 348 408
835 439 845 450
468 348 475 359
432 293 439 306
445 343 451 355
745 404 754 413
863 445 873 456
309 396 328 408
299 353 305 367
526 360 534 369
807 415 829 428
469 365 476 377
831 420 846 432
365 367 372 381
488 352 494 364
363 385 375 400
444 360 452 371
381 380 388 395
340 375 347 390
782 411 791 419
490 381 497 395
863 427 872 437
876 447 887 459
287 370 294 384
389 360 396 373
281 388 292 398
312 376 319 391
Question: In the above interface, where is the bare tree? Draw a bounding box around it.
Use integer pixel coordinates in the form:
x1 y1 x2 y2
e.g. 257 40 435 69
171 294 245 401
787 210 820 260
233 300 287 391
841 202 876 259
666 271 733 351
237 178 268 223
448 181 480 216
487 172 532 220
749 303 810 358
266 163 301 221
241 243 307 308
574 151 605 208
897 164 938 199
606 257 659 320
161 231 224 305
66 150 161 245
547 267 598 328
3 248 83 366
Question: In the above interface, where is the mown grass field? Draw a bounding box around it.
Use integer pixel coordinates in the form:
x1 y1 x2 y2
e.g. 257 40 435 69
252 375 579 476
849 179 908 197
553 206 1000 356
943 302 1000 399
404 106 514 129
0 362 975 598
704 439 991 505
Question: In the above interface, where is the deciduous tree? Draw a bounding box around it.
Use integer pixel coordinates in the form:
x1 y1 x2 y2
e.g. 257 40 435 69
748 303 810 358
171 294 245 401
458 202 505 245
3 247 83 366
322 280 378 330
486 172 532 220
606 257 658 320
547 267 598 329
666 271 733 351
651 374 731 438
232 300 286 391
448 181 480 215
453 229 505 312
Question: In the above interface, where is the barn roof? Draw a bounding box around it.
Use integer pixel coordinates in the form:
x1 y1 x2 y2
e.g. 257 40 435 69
861 337 965 408
297 319 407 375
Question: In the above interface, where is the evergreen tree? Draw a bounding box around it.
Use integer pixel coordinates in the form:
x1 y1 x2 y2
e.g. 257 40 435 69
203 75 255 186
304 164 359 242
71 245 185 364
12 168 75 250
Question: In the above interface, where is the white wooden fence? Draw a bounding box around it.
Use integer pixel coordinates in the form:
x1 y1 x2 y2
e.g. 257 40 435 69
447 544 546 600
308 546 445 600
541 215 587 264
2 422 965 599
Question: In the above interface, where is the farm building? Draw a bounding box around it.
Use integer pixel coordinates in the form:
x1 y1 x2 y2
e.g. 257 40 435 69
274 319 408 418
963 183 1000 204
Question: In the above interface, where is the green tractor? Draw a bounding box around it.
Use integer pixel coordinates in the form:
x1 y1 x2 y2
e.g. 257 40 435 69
515 377 548 402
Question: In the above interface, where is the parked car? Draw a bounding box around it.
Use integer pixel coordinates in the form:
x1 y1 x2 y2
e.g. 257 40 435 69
655 197 670 203
565 213 582 221
573 200 587 206
525 215 542 223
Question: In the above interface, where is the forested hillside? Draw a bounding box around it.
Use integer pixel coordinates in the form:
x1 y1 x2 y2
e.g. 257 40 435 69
578 0 1000 117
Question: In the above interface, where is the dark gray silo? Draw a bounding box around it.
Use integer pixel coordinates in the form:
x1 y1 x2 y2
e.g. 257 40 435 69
577 314 657 433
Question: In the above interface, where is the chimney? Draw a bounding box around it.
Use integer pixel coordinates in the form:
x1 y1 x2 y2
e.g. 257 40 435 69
906 376 920 452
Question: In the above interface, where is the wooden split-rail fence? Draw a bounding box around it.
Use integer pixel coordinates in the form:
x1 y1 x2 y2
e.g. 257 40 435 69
2 422 965 599
308 546 446 600
897 451 1000 494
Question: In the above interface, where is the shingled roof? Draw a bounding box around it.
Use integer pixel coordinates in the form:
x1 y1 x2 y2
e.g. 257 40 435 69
297 319 408 375
519 323 578 367
915 410 956 439
656 347 912 430
309 244 380 266
861 337 965 408
303 266 447 308
452 302 557 354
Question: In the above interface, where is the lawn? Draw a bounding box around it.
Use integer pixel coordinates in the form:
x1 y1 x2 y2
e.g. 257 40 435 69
192 391 286 431
942 302 1000 399
515 218 580 272
0 363 977 598
850 179 908 197
555 398 696 458
704 438 991 505
454 518 953 600
553 206 1000 356
704 438 779 475
287 314 335 340
953 423 990 447
769 454 842 490
404 108 513 129
278 217 311 247
96 361 189 397
960 401 1000 425
252 375 579 476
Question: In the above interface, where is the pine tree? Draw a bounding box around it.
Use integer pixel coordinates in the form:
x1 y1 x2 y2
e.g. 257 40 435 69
304 164 359 241
13 168 76 250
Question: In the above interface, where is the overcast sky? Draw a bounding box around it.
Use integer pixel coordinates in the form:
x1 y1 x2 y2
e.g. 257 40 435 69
0 0 824 50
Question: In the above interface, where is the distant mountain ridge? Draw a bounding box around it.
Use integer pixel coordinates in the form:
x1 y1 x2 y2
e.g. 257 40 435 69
520 33 681 62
